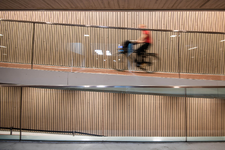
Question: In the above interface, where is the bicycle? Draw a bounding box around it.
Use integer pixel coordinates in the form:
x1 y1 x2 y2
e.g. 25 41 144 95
112 42 159 73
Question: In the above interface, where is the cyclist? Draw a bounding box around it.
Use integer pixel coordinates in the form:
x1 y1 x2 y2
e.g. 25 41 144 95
121 24 152 68
135 24 152 67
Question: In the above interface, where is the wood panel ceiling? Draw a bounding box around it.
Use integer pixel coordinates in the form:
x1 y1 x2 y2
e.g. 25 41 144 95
1 0 225 10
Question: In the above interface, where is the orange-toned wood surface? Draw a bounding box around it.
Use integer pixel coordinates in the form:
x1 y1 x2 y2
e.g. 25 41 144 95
0 62 224 81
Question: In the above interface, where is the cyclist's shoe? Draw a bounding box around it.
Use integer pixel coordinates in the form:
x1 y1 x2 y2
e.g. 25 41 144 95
136 62 142 67
135 59 137 63
140 64 147 71
136 63 140 67
140 63 147 68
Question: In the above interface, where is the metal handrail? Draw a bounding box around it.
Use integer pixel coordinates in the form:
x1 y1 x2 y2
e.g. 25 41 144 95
0 127 104 137
1 19 225 34
1 83 225 88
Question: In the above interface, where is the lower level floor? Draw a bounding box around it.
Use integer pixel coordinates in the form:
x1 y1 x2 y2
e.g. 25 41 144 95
0 141 225 150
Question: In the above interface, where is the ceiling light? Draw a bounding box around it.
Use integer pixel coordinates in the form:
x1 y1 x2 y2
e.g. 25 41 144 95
97 85 106 88
153 138 162 141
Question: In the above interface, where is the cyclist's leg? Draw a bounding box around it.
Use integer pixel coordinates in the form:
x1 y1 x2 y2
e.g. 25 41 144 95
122 40 132 49
136 43 149 66
135 45 143 66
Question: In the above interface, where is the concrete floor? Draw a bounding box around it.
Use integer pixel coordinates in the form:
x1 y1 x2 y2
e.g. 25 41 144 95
0 141 225 150
1 62 225 81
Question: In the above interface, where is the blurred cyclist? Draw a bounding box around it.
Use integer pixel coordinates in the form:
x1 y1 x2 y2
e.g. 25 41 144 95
135 24 152 67
122 24 153 67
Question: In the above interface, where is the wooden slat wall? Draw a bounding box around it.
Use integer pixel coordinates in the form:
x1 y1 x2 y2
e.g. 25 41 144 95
1 11 225 74
179 33 225 74
34 24 73 66
1 87 225 137
32 23 179 72
0 21 33 64
1 22 224 74
187 97 225 136
21 87 104 135
21 88 186 136
33 23 224 74
104 93 185 136
0 87 21 129
1 11 225 32
0 87 186 136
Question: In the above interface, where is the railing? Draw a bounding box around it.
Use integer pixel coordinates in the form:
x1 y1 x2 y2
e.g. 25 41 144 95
0 127 104 137
1 86 225 141
0 19 225 78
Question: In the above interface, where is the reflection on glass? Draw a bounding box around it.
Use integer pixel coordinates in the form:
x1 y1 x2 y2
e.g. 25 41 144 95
67 42 85 67
68 43 83 55
95 50 103 55
0 45 7 48
106 50 112 56
188 47 198 50
170 35 177 37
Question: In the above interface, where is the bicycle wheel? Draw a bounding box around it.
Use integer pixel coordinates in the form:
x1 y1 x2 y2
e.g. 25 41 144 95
141 53 159 73
112 52 128 71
